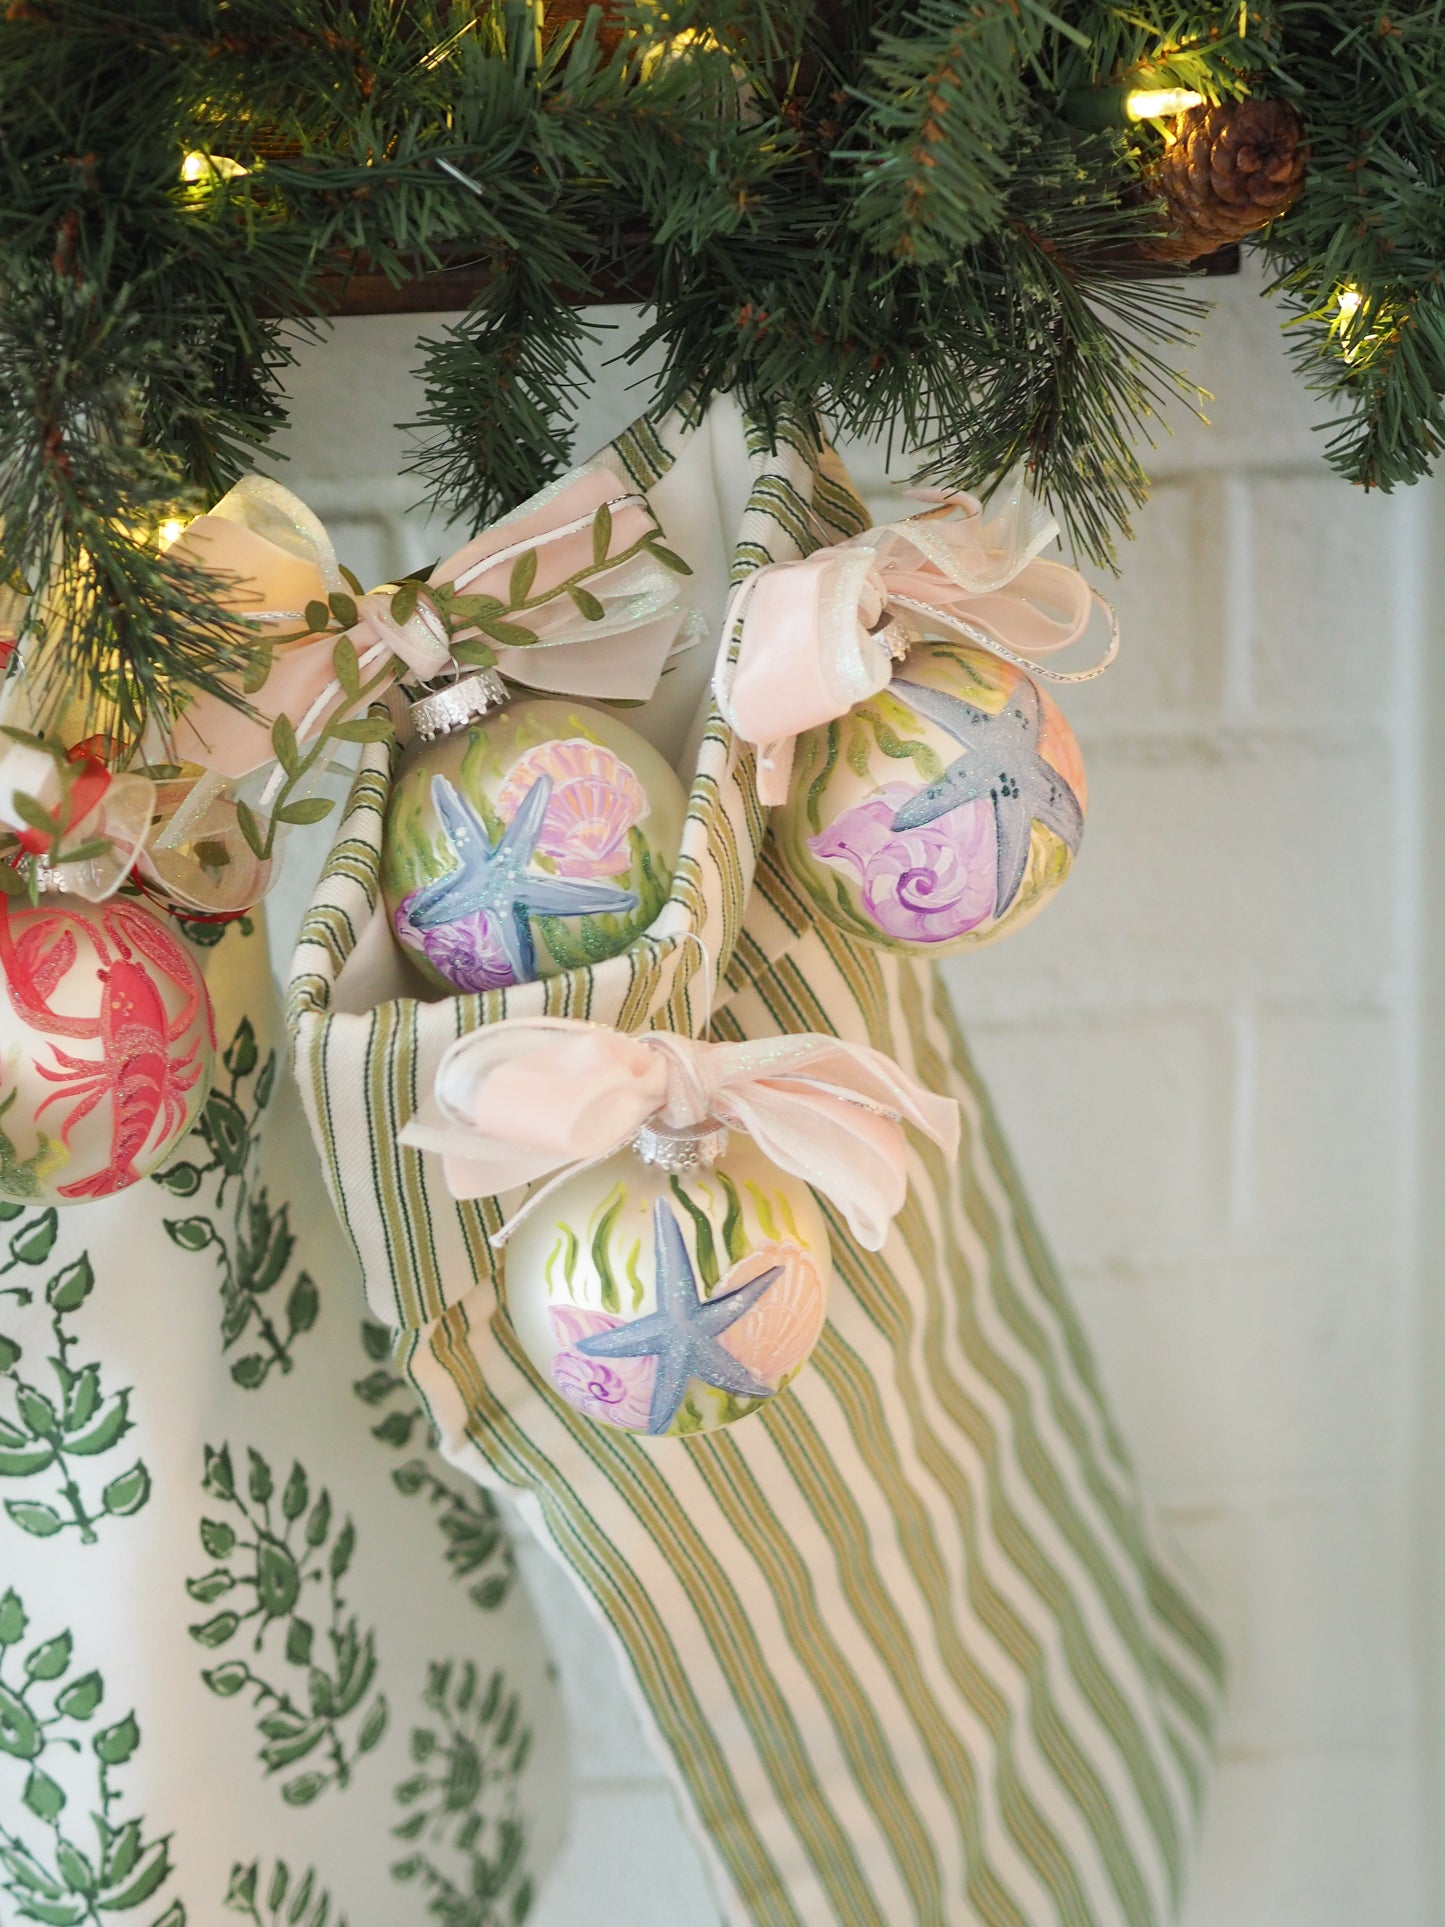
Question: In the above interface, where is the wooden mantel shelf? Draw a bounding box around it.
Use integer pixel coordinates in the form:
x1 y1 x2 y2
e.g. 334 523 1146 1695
307 241 1240 319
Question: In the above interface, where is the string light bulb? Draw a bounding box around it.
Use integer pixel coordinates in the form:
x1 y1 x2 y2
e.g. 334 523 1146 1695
180 150 248 185
157 518 188 550
1125 87 1205 120
1332 286 1368 363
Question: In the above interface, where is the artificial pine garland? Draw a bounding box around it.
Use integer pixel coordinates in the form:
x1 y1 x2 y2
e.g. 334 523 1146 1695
0 0 1442 744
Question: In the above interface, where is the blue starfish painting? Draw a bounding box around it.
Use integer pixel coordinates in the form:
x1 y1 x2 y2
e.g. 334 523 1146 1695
407 772 640 982
575 1200 783 1434
888 676 1083 916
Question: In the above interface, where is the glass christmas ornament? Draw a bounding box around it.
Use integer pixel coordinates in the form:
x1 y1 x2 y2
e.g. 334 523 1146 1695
774 636 1088 955
381 672 687 995
504 1123 832 1439
0 893 214 1206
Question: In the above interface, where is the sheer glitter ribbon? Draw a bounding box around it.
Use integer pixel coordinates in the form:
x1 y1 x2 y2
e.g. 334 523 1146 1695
139 465 694 913
171 467 692 780
714 474 1120 805
399 1016 961 1253
0 738 154 903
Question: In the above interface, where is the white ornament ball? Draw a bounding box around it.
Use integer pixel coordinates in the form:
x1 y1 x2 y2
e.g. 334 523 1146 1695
0 896 214 1207
504 1133 832 1438
775 637 1088 955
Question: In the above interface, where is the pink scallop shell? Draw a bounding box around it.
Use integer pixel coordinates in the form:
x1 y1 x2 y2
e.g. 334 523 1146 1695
541 775 644 875
718 1245 827 1385
496 738 648 877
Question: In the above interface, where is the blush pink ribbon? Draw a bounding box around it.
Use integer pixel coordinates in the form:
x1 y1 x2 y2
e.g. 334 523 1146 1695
714 476 1119 805
127 465 693 913
399 1016 961 1252
169 467 693 781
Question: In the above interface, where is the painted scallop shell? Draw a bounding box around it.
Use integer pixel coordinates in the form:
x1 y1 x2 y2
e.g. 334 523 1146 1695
496 737 648 877
718 1245 827 1385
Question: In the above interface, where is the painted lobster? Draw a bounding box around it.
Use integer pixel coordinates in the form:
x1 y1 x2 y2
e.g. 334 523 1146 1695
0 897 214 1200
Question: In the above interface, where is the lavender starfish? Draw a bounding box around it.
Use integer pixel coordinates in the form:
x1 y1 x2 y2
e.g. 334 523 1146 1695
576 1200 782 1435
407 772 639 982
889 676 1083 916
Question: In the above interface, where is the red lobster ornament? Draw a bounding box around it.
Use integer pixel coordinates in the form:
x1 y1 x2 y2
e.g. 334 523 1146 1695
0 895 214 1206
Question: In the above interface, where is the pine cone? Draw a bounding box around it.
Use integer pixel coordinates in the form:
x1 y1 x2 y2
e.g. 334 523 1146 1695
1144 98 1307 263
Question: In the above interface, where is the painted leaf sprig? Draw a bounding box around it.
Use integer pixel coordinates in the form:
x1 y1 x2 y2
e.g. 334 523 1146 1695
226 1856 347 1927
155 1015 316 1391
0 1232 150 1545
354 1320 516 1614
0 1592 184 1926
392 1660 534 1918
190 1442 388 1807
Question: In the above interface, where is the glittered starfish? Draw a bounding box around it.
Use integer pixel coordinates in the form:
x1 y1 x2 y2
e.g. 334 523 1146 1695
889 676 1083 916
407 773 639 981
576 1200 783 1435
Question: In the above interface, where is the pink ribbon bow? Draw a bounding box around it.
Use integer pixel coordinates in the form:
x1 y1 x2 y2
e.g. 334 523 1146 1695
170 468 692 780
119 465 693 914
715 475 1118 805
399 1016 961 1252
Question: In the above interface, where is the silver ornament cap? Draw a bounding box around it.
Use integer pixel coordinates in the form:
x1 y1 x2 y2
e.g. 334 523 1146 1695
409 669 510 743
632 1114 731 1173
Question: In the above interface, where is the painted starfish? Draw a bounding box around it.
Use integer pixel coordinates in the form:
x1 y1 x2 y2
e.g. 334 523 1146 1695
407 773 639 982
576 1200 783 1435
888 676 1083 916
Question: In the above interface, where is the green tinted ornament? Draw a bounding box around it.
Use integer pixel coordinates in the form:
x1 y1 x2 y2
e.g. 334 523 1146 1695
381 673 687 995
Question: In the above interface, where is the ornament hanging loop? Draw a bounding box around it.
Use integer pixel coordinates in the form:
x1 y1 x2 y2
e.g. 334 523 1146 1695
886 585 1121 686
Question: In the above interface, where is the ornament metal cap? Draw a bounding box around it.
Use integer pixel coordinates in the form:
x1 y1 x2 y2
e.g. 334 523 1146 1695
871 613 914 663
632 1114 731 1173
409 669 510 743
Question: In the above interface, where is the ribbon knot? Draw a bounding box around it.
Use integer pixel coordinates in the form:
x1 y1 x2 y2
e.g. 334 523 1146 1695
0 738 154 903
716 475 1118 805
399 1016 961 1252
348 589 453 684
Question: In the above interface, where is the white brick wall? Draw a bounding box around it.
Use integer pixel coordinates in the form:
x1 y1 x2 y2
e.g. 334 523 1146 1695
268 264 1439 1925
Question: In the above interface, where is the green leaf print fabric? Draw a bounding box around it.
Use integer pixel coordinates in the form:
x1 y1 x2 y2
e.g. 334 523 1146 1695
0 914 566 1927
287 402 1225 1927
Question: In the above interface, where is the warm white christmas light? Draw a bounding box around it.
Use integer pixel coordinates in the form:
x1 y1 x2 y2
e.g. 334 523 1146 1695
180 150 248 184
1125 87 1205 120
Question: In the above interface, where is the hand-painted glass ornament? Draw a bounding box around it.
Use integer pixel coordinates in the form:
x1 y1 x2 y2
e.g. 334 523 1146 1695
504 1122 831 1439
0 893 214 1206
381 672 687 995
774 637 1088 954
